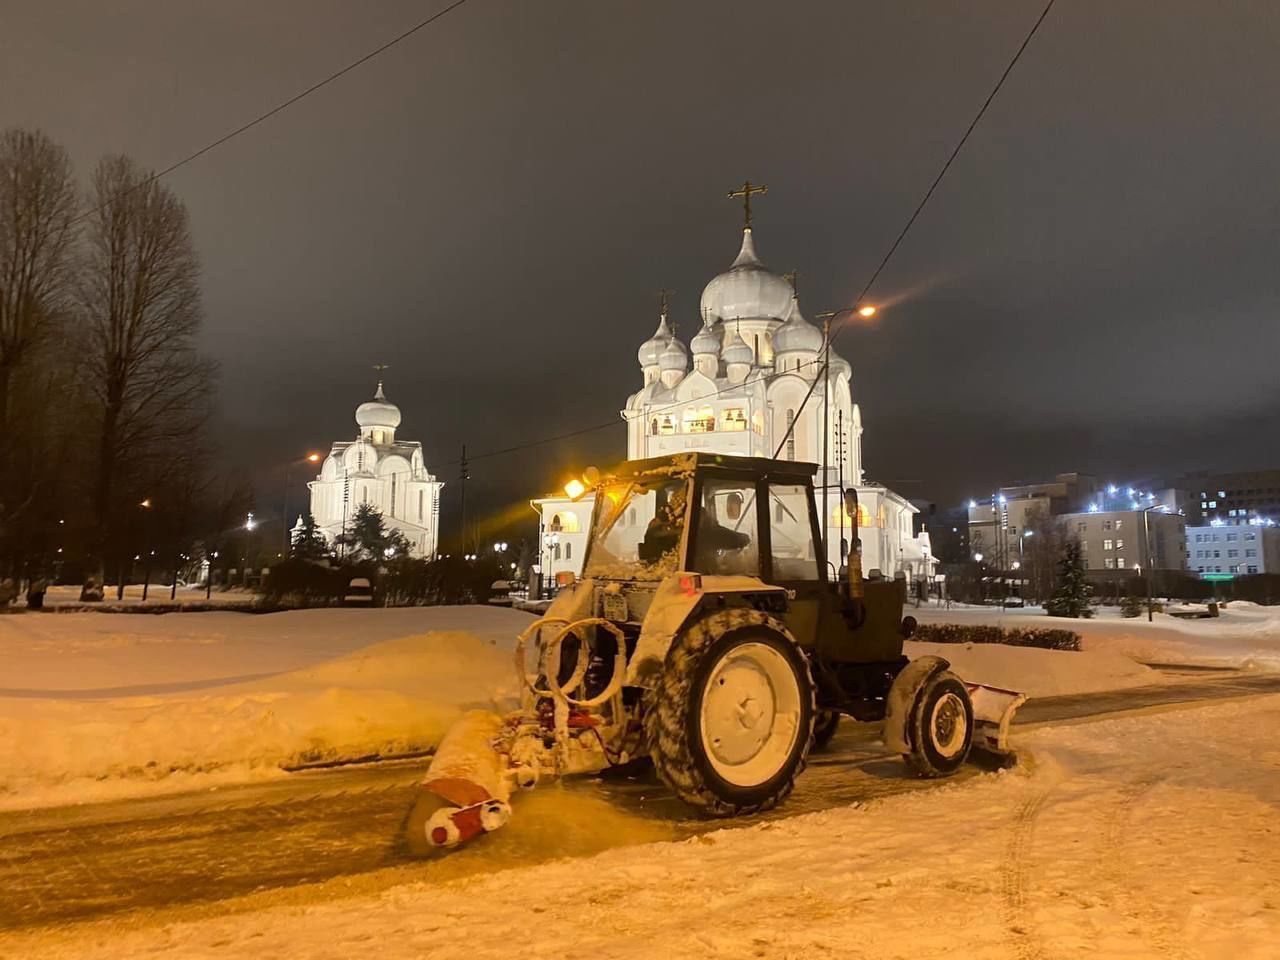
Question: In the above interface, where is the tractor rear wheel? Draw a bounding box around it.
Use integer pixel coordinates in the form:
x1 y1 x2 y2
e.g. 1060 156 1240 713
903 671 973 777
812 711 841 751
644 610 815 817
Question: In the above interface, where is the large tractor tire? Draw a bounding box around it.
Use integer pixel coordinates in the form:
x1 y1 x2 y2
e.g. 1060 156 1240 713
812 711 841 751
902 670 974 778
644 609 815 817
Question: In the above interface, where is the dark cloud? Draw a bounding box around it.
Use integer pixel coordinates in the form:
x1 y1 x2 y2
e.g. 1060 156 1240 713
5 0 1278 536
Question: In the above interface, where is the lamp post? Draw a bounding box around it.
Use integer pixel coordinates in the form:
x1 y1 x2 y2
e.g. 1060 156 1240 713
284 453 322 555
1140 502 1165 622
814 304 877 565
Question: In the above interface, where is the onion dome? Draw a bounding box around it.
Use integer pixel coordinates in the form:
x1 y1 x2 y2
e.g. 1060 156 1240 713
637 312 673 368
658 337 689 373
699 229 794 323
690 318 721 356
723 325 755 366
355 382 401 430
772 297 824 355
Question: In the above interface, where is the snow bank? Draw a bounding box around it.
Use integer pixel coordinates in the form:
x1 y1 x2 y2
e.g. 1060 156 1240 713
15 695 1279 959
906 639 1156 697
912 601 1280 671
0 607 529 809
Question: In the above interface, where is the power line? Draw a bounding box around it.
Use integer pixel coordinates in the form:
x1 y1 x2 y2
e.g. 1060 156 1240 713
71 0 474 226
449 0 1059 474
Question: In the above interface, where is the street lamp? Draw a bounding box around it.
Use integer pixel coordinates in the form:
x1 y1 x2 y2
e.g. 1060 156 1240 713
1140 501 1165 622
283 453 323 554
814 304 879 563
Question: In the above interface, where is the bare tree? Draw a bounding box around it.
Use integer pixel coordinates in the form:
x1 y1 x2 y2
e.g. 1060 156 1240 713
0 129 78 575
0 128 77 434
78 155 214 571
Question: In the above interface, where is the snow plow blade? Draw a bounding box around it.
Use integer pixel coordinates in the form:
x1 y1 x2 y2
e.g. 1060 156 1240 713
966 683 1026 768
404 710 511 857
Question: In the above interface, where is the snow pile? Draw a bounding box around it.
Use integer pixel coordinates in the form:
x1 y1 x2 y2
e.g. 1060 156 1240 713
906 638 1156 697
14 695 1279 959
913 601 1280 671
0 607 529 809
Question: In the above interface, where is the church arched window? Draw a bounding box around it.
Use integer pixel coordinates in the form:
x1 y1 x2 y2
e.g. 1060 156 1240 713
785 409 796 460
651 418 659 435
418 490 424 522
552 512 580 534
565 542 572 561
553 543 561 561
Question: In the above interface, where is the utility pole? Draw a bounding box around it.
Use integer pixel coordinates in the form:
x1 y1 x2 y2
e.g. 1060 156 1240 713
820 312 831 565
458 444 470 553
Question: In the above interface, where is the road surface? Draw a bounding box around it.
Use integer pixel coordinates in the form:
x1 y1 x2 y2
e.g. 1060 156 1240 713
2 670 1278 933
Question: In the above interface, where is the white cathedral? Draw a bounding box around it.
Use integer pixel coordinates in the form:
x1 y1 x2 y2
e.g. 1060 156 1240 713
300 382 444 558
535 209 935 587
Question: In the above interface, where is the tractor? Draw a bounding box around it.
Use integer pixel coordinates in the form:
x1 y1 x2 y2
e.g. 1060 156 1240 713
405 452 1023 854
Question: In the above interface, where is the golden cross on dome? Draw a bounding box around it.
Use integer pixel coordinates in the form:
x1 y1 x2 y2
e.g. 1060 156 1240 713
727 180 768 228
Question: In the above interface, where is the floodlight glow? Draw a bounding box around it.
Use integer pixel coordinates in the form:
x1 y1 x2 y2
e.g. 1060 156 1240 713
968 500 978 509
1107 484 1118 495
857 305 877 318
1088 503 1100 513
564 478 587 500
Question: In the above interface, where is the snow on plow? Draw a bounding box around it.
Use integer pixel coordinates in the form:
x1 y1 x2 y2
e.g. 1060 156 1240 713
965 683 1026 764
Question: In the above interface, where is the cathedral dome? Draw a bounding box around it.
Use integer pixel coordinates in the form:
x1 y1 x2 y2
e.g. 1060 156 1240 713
637 312 673 368
699 229 794 323
690 319 721 356
658 337 689 372
772 298 824 356
355 382 401 430
723 325 755 366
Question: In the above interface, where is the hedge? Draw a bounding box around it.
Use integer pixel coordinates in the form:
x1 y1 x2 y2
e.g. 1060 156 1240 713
913 622 1081 652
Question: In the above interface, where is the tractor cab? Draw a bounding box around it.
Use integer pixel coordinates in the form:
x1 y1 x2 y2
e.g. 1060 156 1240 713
577 452 912 673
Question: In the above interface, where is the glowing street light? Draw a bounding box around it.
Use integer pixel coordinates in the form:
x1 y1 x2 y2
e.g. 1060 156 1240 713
306 452 321 463
973 552 984 562
245 512 256 531
857 304 877 318
564 478 587 500
139 498 153 509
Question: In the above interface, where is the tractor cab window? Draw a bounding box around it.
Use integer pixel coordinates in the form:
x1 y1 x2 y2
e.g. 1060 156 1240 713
583 477 688 580
692 479 759 576
769 483 820 580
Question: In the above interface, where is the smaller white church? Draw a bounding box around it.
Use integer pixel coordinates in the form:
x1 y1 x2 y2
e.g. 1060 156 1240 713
302 382 444 558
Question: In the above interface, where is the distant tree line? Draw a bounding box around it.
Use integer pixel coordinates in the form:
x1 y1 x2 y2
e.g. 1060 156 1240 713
0 127 248 587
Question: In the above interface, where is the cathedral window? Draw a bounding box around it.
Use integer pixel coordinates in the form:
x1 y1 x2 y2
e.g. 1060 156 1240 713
565 542 572 560
391 474 397 517
683 406 715 433
785 410 796 460
552 512 580 533
656 414 676 435
553 543 561 561
650 418 659 435
722 408 747 431
751 410 764 435
418 490 424 522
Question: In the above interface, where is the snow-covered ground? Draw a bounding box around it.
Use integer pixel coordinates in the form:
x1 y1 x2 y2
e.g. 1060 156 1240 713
12 694 1278 959
912 601 1280 671
3 601 1276 811
0 607 526 809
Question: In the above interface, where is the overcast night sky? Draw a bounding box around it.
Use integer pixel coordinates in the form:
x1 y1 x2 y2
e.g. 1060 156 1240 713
4 1 1280 536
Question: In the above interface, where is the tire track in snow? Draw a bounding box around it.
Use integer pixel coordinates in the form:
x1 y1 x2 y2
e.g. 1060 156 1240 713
1101 774 1193 960
1000 786 1053 960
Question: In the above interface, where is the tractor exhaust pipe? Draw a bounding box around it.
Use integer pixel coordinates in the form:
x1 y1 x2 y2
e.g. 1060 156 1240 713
843 488 865 626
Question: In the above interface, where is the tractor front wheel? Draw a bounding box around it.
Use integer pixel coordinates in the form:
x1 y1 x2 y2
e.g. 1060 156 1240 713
903 671 974 778
644 611 815 817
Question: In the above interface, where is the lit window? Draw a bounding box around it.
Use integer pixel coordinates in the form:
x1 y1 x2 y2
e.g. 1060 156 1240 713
722 408 747 431
656 414 676 436
751 410 765 435
1104 558 1115 569
785 410 796 460
1116 539 1124 549
1117 558 1126 569
683 406 715 433
1103 539 1113 550
1209 500 1217 508
551 512 580 534
1115 519 1123 529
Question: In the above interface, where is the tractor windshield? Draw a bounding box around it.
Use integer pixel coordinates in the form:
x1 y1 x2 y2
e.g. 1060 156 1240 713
582 476 689 581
